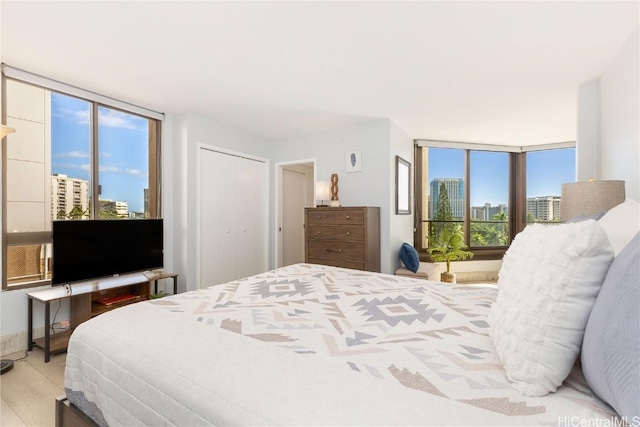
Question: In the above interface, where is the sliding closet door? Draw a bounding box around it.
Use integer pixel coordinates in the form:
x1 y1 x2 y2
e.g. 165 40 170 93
199 149 221 286
235 156 267 279
199 147 267 287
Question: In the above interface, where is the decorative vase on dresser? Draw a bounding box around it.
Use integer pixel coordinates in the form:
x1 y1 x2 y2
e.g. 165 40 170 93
304 206 380 272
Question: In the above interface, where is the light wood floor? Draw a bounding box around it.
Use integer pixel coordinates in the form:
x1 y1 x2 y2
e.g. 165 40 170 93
0 349 67 427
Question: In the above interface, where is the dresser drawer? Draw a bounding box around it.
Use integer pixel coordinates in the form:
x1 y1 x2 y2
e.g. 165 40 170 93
333 225 364 242
307 241 364 260
307 225 334 239
306 210 333 225
307 257 365 271
334 210 364 225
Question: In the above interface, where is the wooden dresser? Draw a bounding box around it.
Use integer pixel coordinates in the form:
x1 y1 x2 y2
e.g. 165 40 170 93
305 207 380 272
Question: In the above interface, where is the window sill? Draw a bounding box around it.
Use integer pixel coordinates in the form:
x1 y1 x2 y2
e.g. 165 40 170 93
3 279 52 292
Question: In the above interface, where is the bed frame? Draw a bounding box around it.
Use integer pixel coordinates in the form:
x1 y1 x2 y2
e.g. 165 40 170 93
55 395 98 427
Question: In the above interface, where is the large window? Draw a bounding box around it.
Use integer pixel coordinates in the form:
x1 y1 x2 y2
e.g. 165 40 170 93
526 148 576 224
3 74 161 290
416 143 575 260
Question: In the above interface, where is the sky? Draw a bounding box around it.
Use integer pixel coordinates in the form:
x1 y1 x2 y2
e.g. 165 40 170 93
429 147 576 207
51 93 150 213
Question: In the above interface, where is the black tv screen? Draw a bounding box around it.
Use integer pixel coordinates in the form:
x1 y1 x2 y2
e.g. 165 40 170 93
52 219 163 286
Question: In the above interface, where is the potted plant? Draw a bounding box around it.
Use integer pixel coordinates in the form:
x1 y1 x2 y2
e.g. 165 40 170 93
427 224 473 283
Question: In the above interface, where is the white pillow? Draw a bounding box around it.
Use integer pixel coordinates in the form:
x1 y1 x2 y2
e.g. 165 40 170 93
488 220 614 397
597 199 640 256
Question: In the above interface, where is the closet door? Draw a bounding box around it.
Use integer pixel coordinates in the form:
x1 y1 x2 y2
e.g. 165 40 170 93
235 156 267 279
199 147 267 288
199 149 221 287
216 153 239 284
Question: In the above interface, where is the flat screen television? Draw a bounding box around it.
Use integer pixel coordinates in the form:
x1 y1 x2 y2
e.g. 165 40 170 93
52 219 163 286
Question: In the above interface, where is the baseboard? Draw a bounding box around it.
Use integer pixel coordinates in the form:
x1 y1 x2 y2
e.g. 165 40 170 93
455 271 499 284
1 324 68 356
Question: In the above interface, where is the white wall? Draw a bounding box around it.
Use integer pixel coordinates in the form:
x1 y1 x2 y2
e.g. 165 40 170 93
599 27 640 200
577 27 640 199
389 122 415 272
576 79 599 181
272 119 413 274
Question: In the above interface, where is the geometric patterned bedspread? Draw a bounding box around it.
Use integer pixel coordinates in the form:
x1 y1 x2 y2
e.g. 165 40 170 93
65 264 620 426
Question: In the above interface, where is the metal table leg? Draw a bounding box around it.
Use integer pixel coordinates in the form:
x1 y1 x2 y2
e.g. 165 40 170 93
28 298 33 351
44 301 50 363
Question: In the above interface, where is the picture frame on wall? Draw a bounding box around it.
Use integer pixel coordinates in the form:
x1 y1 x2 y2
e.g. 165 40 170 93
395 155 411 215
345 150 362 172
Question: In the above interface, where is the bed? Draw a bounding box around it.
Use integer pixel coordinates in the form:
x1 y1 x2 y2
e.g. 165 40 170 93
59 262 624 426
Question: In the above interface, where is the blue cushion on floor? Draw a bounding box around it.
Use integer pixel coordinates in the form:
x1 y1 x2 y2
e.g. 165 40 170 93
399 243 420 273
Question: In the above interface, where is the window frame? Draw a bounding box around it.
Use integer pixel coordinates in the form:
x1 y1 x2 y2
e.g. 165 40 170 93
2 69 163 291
414 140 575 261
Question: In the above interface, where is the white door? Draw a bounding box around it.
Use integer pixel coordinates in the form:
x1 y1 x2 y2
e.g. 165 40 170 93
236 156 267 279
282 169 306 266
199 148 267 288
199 149 221 286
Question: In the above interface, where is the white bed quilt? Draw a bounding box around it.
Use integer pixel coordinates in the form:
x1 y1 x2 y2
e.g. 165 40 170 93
64 263 618 426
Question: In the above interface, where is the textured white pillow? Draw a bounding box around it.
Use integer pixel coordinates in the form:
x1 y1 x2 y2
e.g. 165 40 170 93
488 220 614 397
597 199 640 256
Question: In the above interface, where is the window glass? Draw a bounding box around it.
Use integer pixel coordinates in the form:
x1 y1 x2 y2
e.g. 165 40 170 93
470 151 509 246
426 148 465 249
51 92 91 220
3 77 159 289
97 106 150 219
526 148 576 223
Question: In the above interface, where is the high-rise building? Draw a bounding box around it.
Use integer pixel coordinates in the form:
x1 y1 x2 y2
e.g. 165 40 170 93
430 178 464 218
471 203 507 220
115 201 129 218
51 174 89 219
527 196 561 221
144 188 149 218
99 199 129 218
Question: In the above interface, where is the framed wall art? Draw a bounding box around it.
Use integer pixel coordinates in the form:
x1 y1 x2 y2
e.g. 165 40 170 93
345 150 362 172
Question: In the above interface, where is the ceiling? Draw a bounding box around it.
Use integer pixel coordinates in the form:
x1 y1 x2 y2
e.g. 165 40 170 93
1 1 638 145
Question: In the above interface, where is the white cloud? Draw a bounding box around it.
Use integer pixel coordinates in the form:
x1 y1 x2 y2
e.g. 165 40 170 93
125 169 145 177
100 165 121 173
99 109 145 131
56 151 89 158
80 164 91 171
54 106 144 131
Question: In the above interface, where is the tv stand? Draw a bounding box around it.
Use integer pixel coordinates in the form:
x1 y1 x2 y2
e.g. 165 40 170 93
26 271 178 363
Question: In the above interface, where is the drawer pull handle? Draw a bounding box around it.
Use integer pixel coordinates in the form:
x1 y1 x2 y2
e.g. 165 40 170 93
317 231 322 234
346 216 350 219
346 232 351 235
326 249 343 253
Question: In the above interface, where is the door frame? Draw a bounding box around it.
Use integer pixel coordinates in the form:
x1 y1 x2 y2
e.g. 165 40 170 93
196 143 270 288
275 158 316 268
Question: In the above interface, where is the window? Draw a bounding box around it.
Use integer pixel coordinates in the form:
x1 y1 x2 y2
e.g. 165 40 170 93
526 148 576 224
3 73 161 290
416 142 575 260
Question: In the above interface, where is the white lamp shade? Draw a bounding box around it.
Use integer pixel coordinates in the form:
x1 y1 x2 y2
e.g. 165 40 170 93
0 124 16 140
560 180 625 222
315 181 331 201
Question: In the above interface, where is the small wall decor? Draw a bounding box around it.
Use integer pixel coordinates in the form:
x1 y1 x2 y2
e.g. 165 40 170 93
395 156 411 215
329 173 341 207
345 150 362 173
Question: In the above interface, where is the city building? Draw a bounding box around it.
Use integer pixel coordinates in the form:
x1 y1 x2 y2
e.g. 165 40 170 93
99 199 129 218
471 203 508 221
430 178 464 219
527 196 562 222
51 174 89 220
